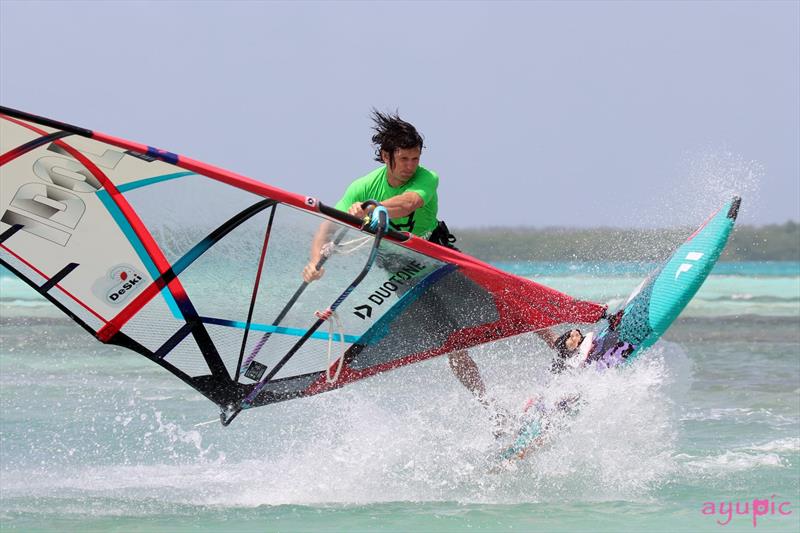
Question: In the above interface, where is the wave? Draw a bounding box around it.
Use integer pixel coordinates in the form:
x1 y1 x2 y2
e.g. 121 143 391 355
681 408 797 427
696 294 800 303
740 438 800 454
677 450 786 473
674 438 799 475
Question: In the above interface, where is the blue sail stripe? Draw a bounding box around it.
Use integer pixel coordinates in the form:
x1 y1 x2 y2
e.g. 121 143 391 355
200 316 359 343
116 171 194 193
96 190 184 320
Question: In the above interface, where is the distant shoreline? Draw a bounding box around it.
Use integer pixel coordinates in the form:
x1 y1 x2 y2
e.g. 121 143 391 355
452 221 800 262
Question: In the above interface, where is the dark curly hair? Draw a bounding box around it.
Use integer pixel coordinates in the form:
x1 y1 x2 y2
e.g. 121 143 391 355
370 109 424 168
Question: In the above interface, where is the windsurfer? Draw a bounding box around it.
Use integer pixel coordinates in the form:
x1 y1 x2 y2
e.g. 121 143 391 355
302 110 560 428
301 110 499 404
550 325 637 372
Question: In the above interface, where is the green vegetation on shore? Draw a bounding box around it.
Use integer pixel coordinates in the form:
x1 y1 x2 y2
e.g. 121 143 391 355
452 221 799 262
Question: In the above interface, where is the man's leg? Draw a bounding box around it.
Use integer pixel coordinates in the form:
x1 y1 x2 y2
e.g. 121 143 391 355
448 349 515 437
447 349 486 400
448 329 562 398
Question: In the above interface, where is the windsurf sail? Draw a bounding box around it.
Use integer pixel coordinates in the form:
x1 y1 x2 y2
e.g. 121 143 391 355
0 106 607 424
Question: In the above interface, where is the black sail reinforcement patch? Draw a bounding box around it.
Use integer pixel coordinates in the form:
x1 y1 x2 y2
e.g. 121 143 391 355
245 361 268 381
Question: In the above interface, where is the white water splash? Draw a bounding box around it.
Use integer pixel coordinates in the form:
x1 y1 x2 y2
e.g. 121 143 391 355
54 340 690 505
627 146 762 229
0 338 695 507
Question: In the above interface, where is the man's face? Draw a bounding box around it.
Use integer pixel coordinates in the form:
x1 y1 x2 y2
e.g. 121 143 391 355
383 146 421 183
565 329 583 351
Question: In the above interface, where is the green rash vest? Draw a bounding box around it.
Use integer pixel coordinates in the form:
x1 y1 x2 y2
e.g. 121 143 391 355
335 165 439 237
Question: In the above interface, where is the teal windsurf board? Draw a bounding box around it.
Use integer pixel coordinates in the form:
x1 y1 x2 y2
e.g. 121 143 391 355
588 195 741 366
496 196 741 463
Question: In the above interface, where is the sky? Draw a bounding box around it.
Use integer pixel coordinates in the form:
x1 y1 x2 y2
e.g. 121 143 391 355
1 0 798 228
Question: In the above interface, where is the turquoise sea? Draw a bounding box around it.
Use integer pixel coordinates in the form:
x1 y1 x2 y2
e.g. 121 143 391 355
1 261 798 532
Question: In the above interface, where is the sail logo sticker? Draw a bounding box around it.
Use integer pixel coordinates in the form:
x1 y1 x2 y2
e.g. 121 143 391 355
675 252 704 280
1 142 125 247
353 259 427 320
92 264 145 305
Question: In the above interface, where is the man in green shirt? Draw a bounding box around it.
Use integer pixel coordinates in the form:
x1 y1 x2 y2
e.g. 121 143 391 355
334 161 439 238
303 110 451 279
302 110 495 415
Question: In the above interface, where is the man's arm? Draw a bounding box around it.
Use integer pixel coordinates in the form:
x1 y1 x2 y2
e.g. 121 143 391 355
346 191 423 219
304 189 422 282
302 220 337 282
378 191 423 218
536 328 559 349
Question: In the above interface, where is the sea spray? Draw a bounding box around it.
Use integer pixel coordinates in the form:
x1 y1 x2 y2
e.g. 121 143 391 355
631 147 761 230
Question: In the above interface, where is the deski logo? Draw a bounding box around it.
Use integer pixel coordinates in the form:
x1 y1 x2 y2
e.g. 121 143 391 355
675 251 704 280
93 264 145 306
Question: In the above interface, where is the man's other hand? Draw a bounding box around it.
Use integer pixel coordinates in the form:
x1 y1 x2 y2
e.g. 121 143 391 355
347 202 367 219
302 262 324 283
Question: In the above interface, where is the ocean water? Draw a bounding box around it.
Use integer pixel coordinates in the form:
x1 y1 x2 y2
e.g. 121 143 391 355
1 262 798 532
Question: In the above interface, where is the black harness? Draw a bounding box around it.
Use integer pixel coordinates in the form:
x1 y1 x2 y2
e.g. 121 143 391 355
427 220 459 250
